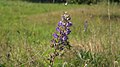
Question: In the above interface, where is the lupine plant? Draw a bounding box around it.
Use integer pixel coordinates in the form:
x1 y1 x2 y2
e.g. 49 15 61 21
48 12 72 67
84 20 88 32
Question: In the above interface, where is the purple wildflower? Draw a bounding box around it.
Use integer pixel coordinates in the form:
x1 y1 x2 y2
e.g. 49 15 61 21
62 35 68 41
58 21 63 26
56 27 60 32
84 20 88 32
58 21 65 26
66 28 71 35
66 22 72 27
49 12 72 66
53 33 59 38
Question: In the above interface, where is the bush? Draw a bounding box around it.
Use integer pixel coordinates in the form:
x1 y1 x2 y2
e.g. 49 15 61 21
68 0 100 4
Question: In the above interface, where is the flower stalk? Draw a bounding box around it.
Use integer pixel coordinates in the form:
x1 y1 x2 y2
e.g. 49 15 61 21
48 12 72 67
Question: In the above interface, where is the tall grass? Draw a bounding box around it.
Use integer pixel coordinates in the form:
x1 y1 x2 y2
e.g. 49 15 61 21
0 0 120 67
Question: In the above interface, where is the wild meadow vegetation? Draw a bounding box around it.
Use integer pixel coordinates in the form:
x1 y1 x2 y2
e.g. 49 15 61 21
0 0 120 67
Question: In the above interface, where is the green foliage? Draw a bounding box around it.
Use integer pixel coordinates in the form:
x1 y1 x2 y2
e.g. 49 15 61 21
0 64 5 67
72 50 112 67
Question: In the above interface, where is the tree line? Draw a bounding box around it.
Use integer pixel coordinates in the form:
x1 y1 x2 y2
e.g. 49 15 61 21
68 0 119 4
17 0 120 4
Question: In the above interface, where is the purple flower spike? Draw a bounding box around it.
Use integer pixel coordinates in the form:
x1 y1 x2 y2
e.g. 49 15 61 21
49 13 72 65
62 36 68 41
56 27 60 32
66 22 72 27
53 33 59 38
66 28 71 35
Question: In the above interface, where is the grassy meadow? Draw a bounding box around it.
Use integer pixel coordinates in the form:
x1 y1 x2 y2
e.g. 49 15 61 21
0 0 120 67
